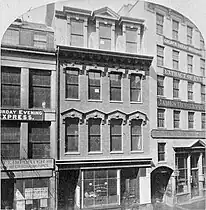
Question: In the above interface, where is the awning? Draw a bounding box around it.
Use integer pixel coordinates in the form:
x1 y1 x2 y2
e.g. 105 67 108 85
173 139 206 148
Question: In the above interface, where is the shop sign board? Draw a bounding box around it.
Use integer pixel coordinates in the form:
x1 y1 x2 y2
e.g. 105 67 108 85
0 109 44 121
25 187 48 199
1 159 54 171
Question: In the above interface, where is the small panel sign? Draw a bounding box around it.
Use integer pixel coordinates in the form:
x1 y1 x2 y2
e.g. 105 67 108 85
0 109 44 121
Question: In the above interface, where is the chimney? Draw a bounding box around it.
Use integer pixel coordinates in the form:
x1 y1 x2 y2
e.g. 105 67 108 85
45 3 55 27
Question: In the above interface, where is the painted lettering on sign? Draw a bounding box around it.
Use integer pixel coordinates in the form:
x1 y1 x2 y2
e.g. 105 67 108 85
157 98 205 112
0 109 44 121
164 68 203 84
163 37 202 56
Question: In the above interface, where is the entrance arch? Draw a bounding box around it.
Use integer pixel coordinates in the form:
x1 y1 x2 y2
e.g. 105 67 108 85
151 166 173 203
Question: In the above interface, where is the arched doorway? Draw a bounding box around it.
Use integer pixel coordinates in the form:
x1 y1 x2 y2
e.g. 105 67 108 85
151 166 173 203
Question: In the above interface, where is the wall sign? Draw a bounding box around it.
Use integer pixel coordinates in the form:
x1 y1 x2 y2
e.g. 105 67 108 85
0 109 44 121
164 68 203 84
25 187 48 199
151 129 206 139
1 159 54 171
157 98 205 112
163 37 202 56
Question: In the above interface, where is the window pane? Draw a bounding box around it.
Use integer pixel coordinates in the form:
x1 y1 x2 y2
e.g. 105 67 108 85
66 70 79 99
111 120 122 135
110 74 121 87
88 72 101 100
111 136 122 151
65 136 78 152
1 143 20 159
99 38 111 50
66 118 79 135
89 136 101 152
126 42 137 53
99 25 111 38
2 29 20 45
20 30 33 46
126 29 137 42
89 119 101 135
71 34 84 47
66 85 79 99
71 20 83 35
1 121 20 142
110 87 121 101
30 143 50 158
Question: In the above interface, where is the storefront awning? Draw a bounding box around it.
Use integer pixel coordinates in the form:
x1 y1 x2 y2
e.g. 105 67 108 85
173 139 206 148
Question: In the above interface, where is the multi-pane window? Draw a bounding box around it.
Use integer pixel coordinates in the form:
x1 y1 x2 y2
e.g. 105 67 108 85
157 109 165 128
83 170 118 207
65 69 79 99
29 70 51 108
110 73 122 101
187 55 193 73
65 118 79 152
158 143 166 162
201 85 206 103
172 20 179 40
176 153 188 193
187 26 193 45
1 121 20 159
1 66 21 107
172 50 179 70
99 23 111 50
131 120 142 151
70 19 84 47
88 119 101 152
156 13 164 34
173 79 180 98
200 37 205 50
130 74 141 102
33 31 47 49
188 82 193 100
157 75 164 96
28 122 50 158
173 110 180 128
2 29 19 45
110 119 122 152
88 71 101 100
201 113 206 129
188 112 194 129
126 27 138 53
157 45 164 66
200 59 205 77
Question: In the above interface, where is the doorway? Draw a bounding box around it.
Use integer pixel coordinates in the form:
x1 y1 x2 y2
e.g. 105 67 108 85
191 153 200 198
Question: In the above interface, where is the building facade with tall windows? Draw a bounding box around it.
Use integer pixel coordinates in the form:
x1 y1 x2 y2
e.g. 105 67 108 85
119 0 206 206
54 5 153 210
1 19 56 210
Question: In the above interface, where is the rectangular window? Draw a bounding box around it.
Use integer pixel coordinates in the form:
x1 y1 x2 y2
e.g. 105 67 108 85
88 71 101 100
20 29 33 46
157 75 164 96
28 122 50 158
201 85 206 103
157 45 164 66
99 24 111 50
110 119 122 152
188 112 194 129
70 19 84 47
110 73 122 101
172 20 179 40
176 153 188 193
201 113 206 129
157 109 165 128
65 69 79 99
187 55 193 73
65 118 79 152
173 79 179 98
188 82 193 101
200 37 205 50
1 121 20 159
83 169 118 207
131 120 142 151
29 70 51 108
187 26 193 45
200 59 205 77
172 50 179 70
1 66 21 107
33 31 47 49
156 13 164 34
126 27 137 53
174 110 180 128
158 143 165 162
88 119 101 152
130 74 141 102
2 29 19 45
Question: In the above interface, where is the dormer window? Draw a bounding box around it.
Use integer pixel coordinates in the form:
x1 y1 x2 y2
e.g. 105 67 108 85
126 27 138 53
99 23 112 50
70 18 84 47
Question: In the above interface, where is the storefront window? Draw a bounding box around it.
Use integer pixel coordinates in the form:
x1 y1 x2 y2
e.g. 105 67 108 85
83 170 119 208
175 153 188 194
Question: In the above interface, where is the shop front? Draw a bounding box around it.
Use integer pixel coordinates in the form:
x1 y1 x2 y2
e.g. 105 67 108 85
1 159 55 210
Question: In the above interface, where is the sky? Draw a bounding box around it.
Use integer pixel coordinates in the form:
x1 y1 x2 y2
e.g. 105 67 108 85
0 0 206 41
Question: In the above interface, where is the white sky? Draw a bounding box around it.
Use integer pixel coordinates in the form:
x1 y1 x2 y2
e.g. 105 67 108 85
0 0 206 41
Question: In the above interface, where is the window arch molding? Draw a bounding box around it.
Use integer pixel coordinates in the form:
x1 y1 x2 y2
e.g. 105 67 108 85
128 111 148 125
61 108 84 124
85 109 106 125
107 110 127 125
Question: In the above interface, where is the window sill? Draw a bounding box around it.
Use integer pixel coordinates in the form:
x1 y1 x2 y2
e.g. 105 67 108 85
131 150 144 154
88 99 102 103
88 151 103 155
158 161 167 164
110 151 123 154
64 152 80 155
65 98 80 101
110 101 123 104
176 192 190 196
157 65 164 68
130 101 143 104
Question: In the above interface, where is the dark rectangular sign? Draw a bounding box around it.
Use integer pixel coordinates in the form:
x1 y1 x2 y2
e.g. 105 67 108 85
0 109 44 121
